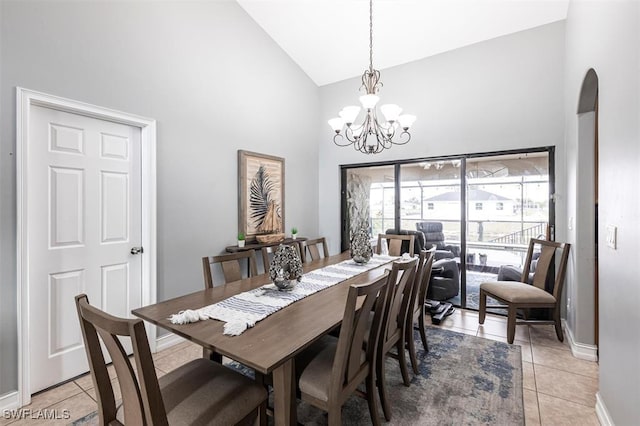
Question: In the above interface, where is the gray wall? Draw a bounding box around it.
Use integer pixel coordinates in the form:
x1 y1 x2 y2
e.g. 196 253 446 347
564 1 640 423
318 22 566 255
0 0 319 395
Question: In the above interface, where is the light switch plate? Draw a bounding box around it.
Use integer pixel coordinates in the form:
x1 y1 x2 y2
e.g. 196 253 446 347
606 225 617 249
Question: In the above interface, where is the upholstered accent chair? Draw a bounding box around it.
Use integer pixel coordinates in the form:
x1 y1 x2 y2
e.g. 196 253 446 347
75 294 267 425
479 239 571 344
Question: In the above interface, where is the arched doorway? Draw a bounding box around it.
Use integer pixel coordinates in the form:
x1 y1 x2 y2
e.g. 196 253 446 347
577 68 599 349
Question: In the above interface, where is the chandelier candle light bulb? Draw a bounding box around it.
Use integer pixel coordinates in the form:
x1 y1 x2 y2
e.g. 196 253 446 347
328 0 415 154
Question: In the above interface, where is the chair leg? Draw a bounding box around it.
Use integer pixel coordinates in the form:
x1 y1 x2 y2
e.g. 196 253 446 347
377 353 392 421
418 313 429 353
479 289 487 324
554 307 564 342
327 406 342 426
507 305 517 344
256 401 267 426
397 337 411 387
406 325 419 375
366 370 381 426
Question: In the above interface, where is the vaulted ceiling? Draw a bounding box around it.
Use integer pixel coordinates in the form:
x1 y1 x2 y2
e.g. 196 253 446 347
237 0 569 86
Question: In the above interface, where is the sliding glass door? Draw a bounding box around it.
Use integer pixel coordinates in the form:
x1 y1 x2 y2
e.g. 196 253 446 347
464 152 551 309
341 147 554 311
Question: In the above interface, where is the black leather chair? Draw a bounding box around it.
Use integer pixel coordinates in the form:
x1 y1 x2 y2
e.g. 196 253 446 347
415 221 460 259
428 258 460 301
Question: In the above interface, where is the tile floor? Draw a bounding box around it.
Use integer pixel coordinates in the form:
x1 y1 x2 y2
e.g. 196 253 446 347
2 309 600 425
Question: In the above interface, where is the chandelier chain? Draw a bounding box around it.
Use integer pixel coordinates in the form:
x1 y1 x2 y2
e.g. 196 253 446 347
369 0 374 72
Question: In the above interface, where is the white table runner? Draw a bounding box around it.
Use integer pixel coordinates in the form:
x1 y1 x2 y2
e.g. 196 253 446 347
171 254 396 336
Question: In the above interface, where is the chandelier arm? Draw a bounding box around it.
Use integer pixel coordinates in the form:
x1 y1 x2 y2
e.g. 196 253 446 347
392 131 412 145
333 133 353 147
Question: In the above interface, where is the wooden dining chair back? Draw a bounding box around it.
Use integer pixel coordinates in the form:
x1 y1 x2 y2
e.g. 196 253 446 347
479 238 571 344
377 233 415 256
296 274 391 426
298 237 329 263
75 294 267 425
202 250 259 289
261 242 301 270
405 249 435 373
376 257 418 421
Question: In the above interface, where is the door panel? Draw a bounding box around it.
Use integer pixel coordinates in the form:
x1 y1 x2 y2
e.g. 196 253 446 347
29 105 142 392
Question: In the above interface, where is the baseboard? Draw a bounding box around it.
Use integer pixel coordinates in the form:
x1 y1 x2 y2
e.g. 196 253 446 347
0 391 19 412
596 392 614 426
562 319 599 362
155 333 186 353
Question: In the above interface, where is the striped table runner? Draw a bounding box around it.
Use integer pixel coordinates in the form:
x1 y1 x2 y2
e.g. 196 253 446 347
199 254 396 336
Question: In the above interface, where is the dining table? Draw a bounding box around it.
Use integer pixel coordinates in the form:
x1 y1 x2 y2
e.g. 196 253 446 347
132 251 394 426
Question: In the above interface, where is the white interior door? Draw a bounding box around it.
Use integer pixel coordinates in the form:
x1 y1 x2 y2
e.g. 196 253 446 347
28 105 143 392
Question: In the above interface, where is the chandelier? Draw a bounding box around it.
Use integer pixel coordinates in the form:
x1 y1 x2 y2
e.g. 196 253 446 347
328 0 416 154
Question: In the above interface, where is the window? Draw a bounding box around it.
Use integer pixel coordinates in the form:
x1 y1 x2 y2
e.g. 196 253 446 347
496 202 504 211
475 202 483 211
427 202 434 210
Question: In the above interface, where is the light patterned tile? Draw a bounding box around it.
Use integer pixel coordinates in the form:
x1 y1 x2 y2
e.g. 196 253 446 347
478 319 531 342
522 361 536 391
74 364 117 390
529 325 571 352
436 323 478 337
152 340 192 361
153 344 202 373
537 393 599 426
443 310 481 331
9 392 96 426
524 389 540 426
534 365 598 407
531 345 598 378
19 381 83 413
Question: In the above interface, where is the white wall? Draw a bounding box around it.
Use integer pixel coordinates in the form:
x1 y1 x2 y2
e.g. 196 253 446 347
0 0 319 395
318 22 566 254
564 1 640 423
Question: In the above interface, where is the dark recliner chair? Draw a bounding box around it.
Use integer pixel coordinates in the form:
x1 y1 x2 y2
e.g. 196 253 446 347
429 259 460 301
415 222 460 301
415 221 460 259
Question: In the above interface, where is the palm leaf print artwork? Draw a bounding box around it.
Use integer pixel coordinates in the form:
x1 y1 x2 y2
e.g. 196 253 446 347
250 165 281 232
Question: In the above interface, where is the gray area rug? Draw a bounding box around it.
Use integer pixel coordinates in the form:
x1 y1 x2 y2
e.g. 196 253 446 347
72 327 523 425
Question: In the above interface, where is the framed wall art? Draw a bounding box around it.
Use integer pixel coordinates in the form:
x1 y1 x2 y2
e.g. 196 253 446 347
238 150 285 241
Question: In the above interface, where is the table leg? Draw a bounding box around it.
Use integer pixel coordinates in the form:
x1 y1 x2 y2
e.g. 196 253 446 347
272 358 296 426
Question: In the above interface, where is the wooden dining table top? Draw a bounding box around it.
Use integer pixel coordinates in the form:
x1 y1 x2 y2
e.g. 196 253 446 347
132 251 392 375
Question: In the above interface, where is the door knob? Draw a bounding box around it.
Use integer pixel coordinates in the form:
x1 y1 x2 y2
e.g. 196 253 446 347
131 247 144 255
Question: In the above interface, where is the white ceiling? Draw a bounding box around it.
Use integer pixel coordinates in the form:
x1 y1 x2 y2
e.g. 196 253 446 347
237 0 569 86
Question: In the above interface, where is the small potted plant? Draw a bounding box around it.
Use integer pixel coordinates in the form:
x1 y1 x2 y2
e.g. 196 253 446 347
237 231 246 248
291 227 298 239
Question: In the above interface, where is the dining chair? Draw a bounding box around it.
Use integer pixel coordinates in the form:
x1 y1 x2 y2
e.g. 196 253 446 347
377 233 415 256
261 242 301 270
298 237 329 263
376 257 418 421
75 294 267 426
479 238 571 344
294 274 391 426
201 250 259 289
405 249 435 374
201 250 260 362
